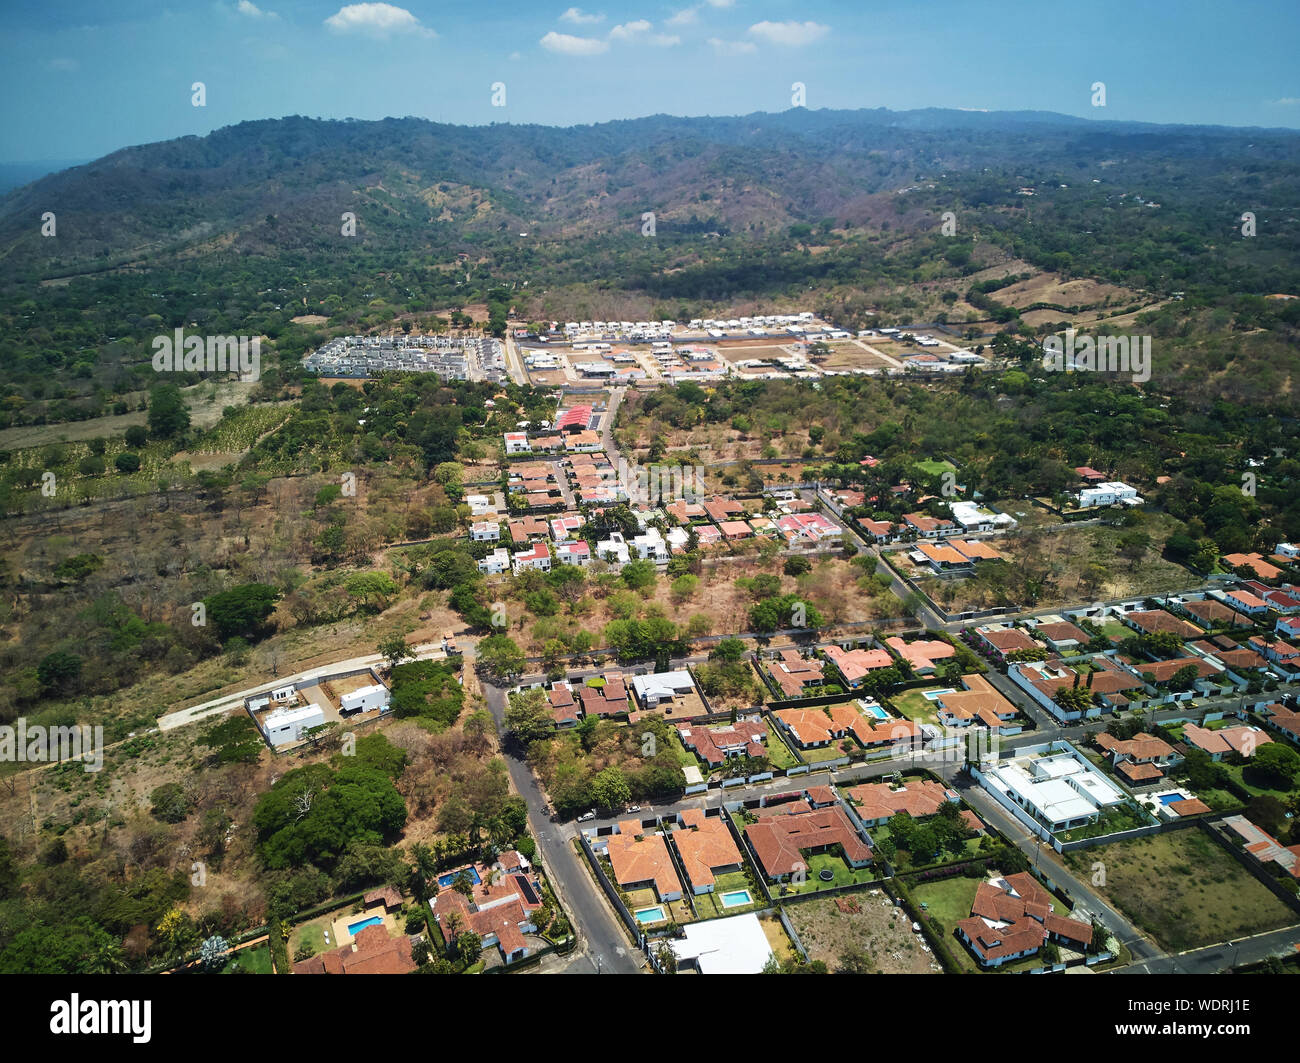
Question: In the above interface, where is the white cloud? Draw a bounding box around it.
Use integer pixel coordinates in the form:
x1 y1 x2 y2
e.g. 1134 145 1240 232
540 30 610 55
324 3 435 39
707 37 756 55
748 20 830 46
609 19 652 40
236 0 277 18
706 0 736 6
47 57 79 72
665 7 698 26
560 6 604 24
1270 97 1300 106
609 20 680 46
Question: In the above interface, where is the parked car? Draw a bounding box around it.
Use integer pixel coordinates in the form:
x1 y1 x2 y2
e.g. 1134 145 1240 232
625 805 641 814
577 810 597 822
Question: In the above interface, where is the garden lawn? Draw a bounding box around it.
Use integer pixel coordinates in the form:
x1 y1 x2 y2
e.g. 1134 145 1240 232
891 686 947 727
223 943 273 974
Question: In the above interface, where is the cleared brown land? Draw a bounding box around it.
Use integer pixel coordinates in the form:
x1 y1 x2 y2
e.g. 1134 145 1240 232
909 517 1196 614
787 891 940 973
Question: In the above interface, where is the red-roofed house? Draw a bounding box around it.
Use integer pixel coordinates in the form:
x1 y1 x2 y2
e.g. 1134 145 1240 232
744 806 873 881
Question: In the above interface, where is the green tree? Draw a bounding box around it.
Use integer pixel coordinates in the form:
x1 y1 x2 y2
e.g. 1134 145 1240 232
504 687 553 745
147 382 191 439
477 634 525 680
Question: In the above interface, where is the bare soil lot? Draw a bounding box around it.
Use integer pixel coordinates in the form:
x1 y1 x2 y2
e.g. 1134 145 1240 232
786 891 940 973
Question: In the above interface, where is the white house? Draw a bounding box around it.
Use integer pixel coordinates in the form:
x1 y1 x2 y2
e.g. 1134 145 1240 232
556 541 591 566
478 548 511 575
341 684 390 716
631 670 696 709
504 432 531 455
632 527 670 562
467 495 494 516
595 532 631 567
270 685 296 703
1077 481 1143 508
471 521 500 542
513 541 551 573
264 703 326 747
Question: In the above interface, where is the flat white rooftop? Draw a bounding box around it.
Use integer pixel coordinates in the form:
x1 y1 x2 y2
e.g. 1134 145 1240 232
669 912 775 974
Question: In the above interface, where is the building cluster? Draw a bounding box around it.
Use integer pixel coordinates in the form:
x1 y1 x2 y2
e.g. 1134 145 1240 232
303 334 505 382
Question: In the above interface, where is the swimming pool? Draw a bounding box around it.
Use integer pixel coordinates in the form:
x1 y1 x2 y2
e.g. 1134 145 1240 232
1156 792 1185 806
921 689 957 701
347 915 383 937
861 703 889 720
634 906 666 924
720 889 752 908
438 866 482 889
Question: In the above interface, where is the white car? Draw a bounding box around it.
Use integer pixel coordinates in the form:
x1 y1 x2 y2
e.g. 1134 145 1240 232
577 810 597 822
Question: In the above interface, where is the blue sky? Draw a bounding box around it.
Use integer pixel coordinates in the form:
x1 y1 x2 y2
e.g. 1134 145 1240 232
3 0 1299 162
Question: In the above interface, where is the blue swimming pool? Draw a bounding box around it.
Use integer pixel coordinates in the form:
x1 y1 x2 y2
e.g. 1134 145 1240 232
921 689 957 701
1156 793 1184 806
635 906 666 924
861 703 889 720
720 889 752 908
347 915 383 937
438 867 482 889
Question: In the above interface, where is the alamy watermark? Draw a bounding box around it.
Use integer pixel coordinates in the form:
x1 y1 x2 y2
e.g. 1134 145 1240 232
1042 330 1150 383
612 456 706 504
0 718 104 772
152 328 261 382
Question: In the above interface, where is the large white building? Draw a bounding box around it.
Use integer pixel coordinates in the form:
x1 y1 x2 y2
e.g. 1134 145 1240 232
669 912 775 974
1077 481 1143 508
950 501 1017 532
264 703 326 747
979 745 1127 833
341 684 390 716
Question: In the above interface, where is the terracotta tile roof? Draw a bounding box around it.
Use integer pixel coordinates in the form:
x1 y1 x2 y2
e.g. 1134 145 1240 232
1035 621 1090 644
885 635 957 671
1117 760 1163 782
903 512 955 534
956 876 1093 963
847 779 954 821
951 539 1005 562
578 674 629 717
1125 610 1201 638
1181 598 1242 625
976 625 1042 654
676 718 767 767
294 923 417 975
1140 656 1218 683
1183 723 1271 758
823 645 894 682
1095 730 1175 762
1167 798 1211 816
769 649 827 697
935 674 1016 723
1222 553 1283 581
672 813 742 890
605 827 682 900
745 806 873 878
364 886 403 910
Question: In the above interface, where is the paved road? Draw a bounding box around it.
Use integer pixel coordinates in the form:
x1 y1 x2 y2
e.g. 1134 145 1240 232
1118 925 1300 974
479 677 644 974
156 641 451 732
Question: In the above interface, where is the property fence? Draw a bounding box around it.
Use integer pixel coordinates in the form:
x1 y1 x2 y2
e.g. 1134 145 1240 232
1200 818 1300 917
